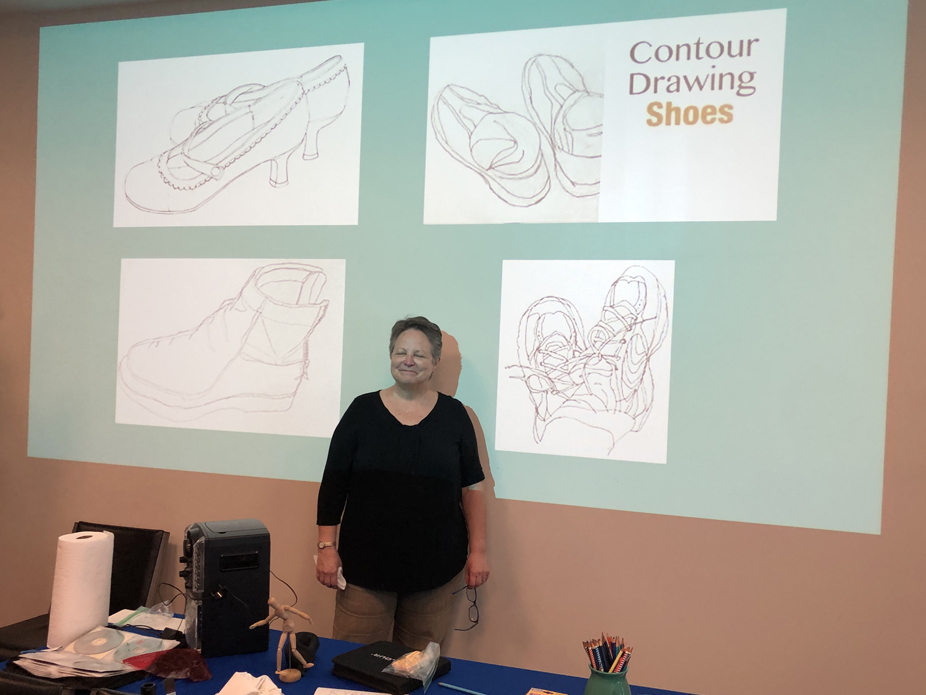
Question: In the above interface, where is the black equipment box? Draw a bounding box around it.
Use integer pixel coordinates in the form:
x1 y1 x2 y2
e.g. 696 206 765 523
180 519 270 658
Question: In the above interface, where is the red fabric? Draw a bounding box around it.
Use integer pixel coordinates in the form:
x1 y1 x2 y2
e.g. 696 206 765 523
130 648 212 682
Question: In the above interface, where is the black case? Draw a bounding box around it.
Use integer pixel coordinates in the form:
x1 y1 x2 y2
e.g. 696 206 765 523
182 519 270 658
331 641 451 694
283 631 320 675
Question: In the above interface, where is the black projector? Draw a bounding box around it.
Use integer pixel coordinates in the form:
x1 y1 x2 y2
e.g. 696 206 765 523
180 518 270 658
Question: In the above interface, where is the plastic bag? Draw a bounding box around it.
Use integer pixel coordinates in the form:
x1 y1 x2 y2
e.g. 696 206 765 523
383 641 439 692
150 601 173 616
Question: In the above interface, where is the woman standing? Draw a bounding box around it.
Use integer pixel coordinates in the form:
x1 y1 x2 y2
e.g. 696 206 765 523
316 317 489 649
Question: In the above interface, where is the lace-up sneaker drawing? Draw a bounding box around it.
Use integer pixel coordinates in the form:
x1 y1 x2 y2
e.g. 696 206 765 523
508 267 670 452
431 84 551 207
522 54 603 198
124 57 350 214
590 267 670 431
118 263 329 420
508 296 587 441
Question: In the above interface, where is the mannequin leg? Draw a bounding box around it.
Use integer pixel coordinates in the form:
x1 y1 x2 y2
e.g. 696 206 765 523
275 632 287 672
289 632 309 667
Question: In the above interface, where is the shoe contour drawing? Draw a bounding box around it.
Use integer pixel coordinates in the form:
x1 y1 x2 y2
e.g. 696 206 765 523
585 266 669 431
118 263 329 420
125 57 350 214
432 84 550 207
508 268 670 451
522 54 603 198
509 296 587 441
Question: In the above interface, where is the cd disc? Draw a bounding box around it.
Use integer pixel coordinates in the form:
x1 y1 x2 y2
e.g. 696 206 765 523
113 638 156 663
72 658 113 672
73 628 124 655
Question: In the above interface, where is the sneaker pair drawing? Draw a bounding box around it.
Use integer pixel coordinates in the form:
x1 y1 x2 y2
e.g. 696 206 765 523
431 54 603 208
123 56 350 215
118 263 330 421
509 267 670 452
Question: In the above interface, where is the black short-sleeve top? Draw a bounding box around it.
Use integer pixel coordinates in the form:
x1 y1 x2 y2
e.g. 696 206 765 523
316 391 485 593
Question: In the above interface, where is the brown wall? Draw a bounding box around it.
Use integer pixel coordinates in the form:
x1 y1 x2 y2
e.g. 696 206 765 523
2 2 924 694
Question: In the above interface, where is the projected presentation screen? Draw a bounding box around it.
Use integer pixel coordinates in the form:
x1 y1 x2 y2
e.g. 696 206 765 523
28 0 907 535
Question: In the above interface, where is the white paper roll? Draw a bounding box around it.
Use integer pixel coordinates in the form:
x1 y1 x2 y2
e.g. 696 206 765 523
47 531 114 648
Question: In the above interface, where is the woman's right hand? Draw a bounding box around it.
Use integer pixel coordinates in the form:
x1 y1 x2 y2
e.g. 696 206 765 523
316 547 343 589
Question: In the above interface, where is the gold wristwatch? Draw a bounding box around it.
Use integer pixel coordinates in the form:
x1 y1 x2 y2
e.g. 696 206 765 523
317 541 336 550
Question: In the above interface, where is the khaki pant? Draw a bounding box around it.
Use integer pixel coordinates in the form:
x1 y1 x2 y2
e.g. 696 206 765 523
333 573 462 650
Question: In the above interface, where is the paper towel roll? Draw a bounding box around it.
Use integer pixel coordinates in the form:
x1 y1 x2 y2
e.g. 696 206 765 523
47 531 114 648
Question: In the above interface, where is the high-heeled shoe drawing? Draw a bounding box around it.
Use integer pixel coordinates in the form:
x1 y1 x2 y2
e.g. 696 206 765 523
124 57 350 215
431 84 550 207
118 263 329 420
522 54 603 198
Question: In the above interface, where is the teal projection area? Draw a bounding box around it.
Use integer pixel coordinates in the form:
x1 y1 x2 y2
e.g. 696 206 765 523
28 0 907 534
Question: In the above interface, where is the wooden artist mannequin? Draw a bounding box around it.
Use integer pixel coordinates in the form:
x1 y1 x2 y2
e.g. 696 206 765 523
249 597 313 682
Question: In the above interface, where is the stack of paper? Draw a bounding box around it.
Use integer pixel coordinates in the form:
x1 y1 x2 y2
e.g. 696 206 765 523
15 626 178 679
15 649 135 679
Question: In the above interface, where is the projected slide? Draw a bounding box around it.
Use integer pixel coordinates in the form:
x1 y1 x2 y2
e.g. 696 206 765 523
424 9 784 224
113 44 363 227
495 260 675 464
28 0 904 531
115 259 346 438
600 9 786 222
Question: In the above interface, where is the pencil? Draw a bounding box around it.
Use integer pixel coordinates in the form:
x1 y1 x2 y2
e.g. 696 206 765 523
439 683 488 695
583 641 596 669
615 648 631 672
608 649 624 673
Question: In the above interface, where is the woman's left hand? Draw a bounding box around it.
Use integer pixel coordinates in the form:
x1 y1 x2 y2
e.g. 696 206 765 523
465 550 490 588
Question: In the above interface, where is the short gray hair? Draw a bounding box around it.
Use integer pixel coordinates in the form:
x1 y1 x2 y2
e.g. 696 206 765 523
389 316 442 362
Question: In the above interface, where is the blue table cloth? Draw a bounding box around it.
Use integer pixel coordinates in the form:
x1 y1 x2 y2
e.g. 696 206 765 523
119 634 691 695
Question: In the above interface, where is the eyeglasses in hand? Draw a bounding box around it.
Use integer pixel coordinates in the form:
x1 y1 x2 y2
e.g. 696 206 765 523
453 585 479 631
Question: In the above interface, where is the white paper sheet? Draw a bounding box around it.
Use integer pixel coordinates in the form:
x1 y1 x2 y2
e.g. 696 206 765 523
114 44 364 227
599 10 786 222
115 258 346 438
496 260 675 464
425 10 785 225
424 24 609 224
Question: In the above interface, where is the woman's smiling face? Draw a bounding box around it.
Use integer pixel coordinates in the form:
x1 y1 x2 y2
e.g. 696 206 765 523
390 329 439 386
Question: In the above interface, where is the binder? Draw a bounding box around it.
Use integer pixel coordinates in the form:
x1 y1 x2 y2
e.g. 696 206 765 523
331 640 451 694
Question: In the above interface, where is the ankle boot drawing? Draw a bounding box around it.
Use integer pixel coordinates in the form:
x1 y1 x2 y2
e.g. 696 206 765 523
124 57 350 215
118 263 330 420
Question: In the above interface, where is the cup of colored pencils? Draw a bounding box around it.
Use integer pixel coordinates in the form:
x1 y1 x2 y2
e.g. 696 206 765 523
584 634 631 673
581 634 632 695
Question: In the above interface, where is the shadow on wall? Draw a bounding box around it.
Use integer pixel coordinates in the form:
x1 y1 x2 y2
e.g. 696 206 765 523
432 331 501 654
465 406 495 499
433 331 462 398
432 331 495 494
